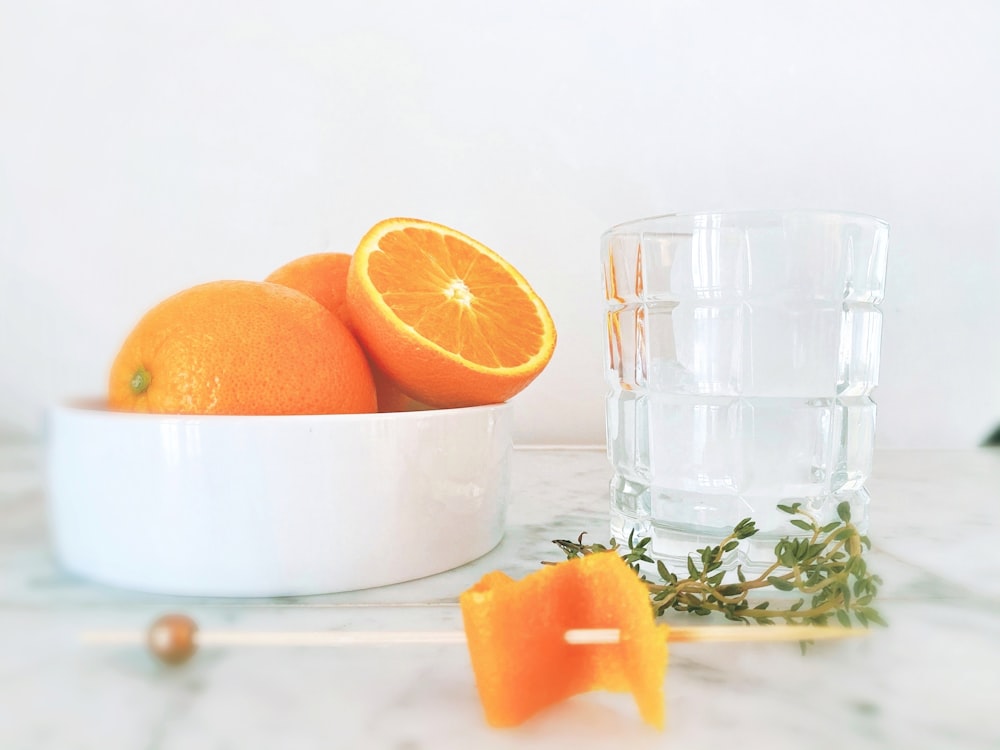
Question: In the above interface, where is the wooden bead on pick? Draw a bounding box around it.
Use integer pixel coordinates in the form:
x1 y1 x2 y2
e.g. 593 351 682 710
147 614 198 665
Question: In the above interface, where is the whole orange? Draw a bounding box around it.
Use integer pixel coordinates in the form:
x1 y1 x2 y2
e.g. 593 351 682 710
265 253 353 322
265 253 426 413
108 280 377 415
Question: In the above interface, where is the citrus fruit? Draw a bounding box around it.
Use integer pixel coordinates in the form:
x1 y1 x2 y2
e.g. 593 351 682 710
265 252 352 322
265 252 425 413
346 218 557 408
108 280 377 415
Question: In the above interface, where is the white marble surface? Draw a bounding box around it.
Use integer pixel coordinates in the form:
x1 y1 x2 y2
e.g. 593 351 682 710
1 441 999 749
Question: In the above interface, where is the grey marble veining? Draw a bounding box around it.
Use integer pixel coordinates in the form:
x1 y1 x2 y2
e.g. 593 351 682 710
1 441 999 749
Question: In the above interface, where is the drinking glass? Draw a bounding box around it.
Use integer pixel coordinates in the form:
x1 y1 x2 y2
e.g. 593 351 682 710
601 211 889 573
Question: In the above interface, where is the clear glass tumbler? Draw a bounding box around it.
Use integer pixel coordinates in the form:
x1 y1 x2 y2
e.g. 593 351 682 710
601 211 889 574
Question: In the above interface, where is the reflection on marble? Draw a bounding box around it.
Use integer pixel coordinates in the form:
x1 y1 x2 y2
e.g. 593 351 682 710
1 439 998 749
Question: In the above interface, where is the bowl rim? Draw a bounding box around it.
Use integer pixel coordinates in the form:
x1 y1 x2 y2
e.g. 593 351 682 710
49 397 511 423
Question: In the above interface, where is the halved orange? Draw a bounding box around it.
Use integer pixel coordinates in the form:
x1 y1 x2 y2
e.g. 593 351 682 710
346 218 557 408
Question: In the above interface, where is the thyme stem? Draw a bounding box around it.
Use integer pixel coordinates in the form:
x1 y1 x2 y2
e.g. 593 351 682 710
551 501 885 630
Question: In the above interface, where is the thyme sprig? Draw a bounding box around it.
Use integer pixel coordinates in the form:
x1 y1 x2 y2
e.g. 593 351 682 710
552 501 885 631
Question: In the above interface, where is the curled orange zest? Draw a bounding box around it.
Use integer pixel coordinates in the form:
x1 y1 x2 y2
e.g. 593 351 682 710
459 552 669 728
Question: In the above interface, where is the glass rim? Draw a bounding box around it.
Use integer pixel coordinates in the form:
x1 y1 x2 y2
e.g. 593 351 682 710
603 209 889 236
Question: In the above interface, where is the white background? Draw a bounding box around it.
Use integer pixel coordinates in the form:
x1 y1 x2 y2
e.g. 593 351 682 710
1 0 998 447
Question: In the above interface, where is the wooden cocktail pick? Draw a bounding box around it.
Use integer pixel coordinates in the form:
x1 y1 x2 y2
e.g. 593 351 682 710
80 613 868 666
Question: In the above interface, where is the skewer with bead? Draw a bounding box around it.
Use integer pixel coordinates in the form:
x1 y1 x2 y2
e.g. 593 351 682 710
80 613 868 666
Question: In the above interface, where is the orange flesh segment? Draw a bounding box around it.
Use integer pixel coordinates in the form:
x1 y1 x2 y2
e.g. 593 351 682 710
367 227 546 368
459 553 668 728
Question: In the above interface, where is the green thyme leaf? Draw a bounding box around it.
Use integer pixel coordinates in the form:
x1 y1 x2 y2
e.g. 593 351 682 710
549 499 885 636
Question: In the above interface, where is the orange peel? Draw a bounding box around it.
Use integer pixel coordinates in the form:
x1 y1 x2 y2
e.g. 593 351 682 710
459 552 668 728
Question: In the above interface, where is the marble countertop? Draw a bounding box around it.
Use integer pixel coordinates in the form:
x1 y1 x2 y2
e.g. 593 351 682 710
1 441 998 749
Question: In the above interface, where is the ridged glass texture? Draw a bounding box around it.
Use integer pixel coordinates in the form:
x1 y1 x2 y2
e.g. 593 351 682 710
602 211 888 574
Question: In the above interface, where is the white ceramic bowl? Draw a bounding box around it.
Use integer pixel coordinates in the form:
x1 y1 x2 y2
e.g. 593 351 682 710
45 401 512 597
